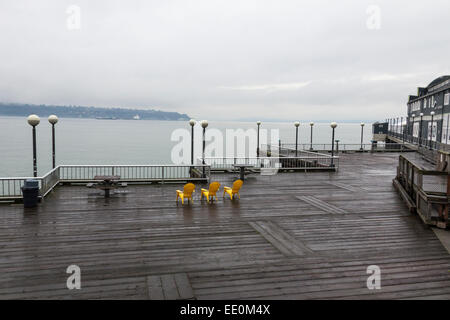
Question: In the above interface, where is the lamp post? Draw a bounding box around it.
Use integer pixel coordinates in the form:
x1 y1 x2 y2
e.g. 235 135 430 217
201 120 208 178
309 122 314 151
429 111 435 150
393 117 396 136
419 113 424 147
256 121 261 158
397 117 399 136
393 118 396 136
330 122 337 167
294 122 300 157
360 122 365 151
189 119 196 165
27 115 40 177
440 100 445 145
393 118 396 135
48 115 58 169
401 116 404 142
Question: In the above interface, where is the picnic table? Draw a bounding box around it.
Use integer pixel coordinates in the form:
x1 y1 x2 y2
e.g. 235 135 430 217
232 164 255 181
93 175 121 198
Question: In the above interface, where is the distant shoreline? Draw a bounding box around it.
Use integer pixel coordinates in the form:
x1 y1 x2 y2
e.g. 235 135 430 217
0 115 191 121
0 114 377 124
0 102 190 121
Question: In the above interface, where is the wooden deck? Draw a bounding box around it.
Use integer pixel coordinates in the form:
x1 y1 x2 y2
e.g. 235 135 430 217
0 153 449 299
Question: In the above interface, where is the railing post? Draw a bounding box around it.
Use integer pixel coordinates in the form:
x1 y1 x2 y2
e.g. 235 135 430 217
161 166 165 184
417 170 423 190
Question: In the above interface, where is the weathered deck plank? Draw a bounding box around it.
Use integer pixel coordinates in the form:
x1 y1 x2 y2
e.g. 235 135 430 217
0 152 449 299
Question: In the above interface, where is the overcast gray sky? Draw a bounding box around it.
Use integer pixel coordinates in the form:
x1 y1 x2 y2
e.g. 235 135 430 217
1 0 449 121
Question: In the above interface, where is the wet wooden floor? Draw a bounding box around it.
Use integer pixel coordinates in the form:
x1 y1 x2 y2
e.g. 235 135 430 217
0 153 449 299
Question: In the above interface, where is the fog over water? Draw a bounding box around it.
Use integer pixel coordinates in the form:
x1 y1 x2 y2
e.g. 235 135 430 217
0 117 373 176
1 1 450 120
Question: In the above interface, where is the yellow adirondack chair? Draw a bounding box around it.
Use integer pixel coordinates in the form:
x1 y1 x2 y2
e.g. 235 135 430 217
201 181 221 203
176 183 195 204
223 180 243 200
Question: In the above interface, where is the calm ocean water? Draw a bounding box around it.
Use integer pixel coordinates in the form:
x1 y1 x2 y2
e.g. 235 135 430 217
0 116 373 177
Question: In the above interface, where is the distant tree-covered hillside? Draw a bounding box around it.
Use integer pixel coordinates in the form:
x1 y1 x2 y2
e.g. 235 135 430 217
0 103 190 121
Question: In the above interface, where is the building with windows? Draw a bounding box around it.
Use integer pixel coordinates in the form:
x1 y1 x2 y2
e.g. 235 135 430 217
406 75 450 147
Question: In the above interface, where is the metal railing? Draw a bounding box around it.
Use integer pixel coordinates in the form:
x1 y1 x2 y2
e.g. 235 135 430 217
395 155 449 227
200 154 339 172
275 143 373 152
40 167 60 197
388 131 449 152
262 143 410 153
0 177 39 199
58 164 210 182
0 164 211 200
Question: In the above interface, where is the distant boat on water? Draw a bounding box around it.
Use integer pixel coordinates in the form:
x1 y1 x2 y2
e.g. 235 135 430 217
133 114 140 120
95 116 117 120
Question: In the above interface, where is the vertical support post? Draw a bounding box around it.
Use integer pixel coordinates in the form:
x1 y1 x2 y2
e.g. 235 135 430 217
52 124 56 169
47 115 58 170
397 117 399 136
191 125 194 165
417 170 423 190
360 123 364 151
395 118 397 136
32 126 37 177
295 126 298 157
256 122 261 158
202 127 206 178
440 105 445 146
331 128 335 167
401 116 405 143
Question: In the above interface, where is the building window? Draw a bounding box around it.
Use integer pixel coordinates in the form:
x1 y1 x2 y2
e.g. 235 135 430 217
445 92 450 106
413 122 419 138
428 121 437 141
443 114 449 144
411 100 421 112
